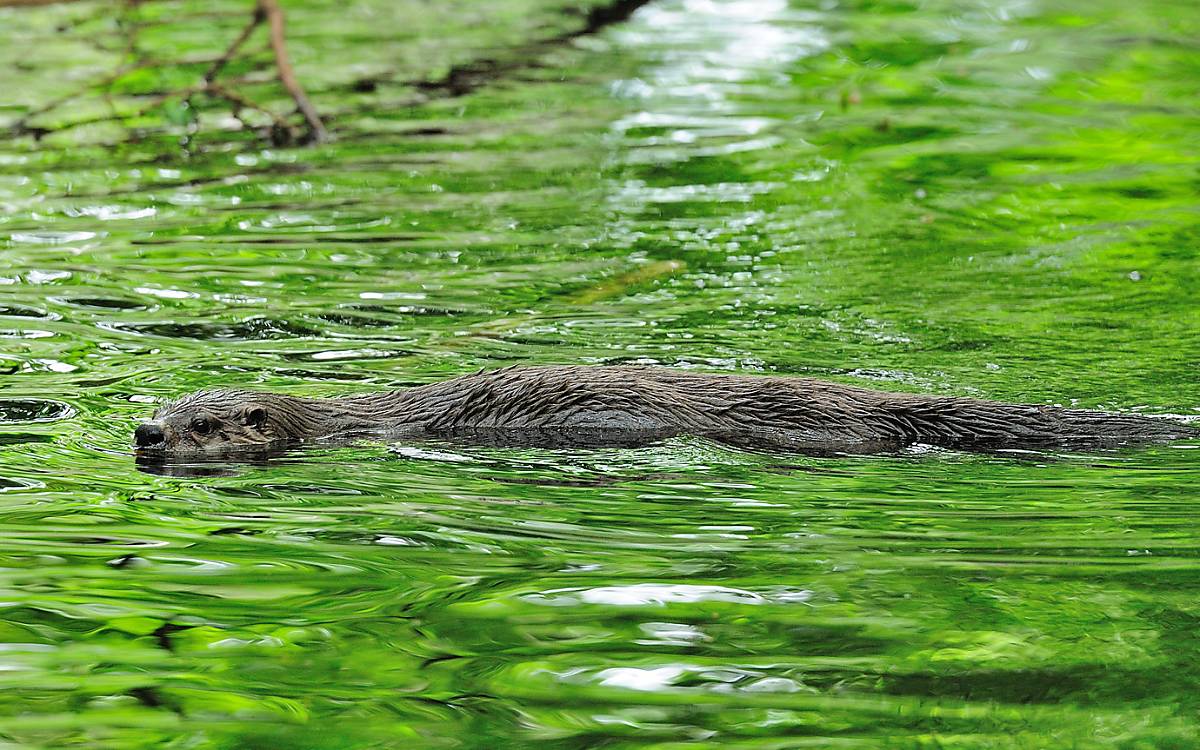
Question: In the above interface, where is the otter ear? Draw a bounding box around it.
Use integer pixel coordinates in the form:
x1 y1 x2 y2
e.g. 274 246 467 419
240 404 268 428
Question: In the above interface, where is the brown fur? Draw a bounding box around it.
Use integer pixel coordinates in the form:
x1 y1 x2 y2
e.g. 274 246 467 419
134 365 1194 455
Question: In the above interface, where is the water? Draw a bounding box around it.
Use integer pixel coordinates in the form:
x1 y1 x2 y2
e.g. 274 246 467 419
1 0 1198 747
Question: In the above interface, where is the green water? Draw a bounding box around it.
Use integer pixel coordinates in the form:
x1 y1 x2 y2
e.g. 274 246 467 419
1 0 1198 747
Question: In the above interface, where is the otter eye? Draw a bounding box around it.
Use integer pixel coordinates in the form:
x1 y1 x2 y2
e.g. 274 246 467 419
191 416 214 435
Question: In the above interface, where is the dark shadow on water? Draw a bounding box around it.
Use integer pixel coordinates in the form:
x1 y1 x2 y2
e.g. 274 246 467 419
134 455 246 477
134 448 287 477
104 317 321 341
0 399 75 423
50 295 153 312
0 432 54 446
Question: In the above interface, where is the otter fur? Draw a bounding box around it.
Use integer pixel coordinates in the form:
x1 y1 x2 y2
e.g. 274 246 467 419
133 365 1194 455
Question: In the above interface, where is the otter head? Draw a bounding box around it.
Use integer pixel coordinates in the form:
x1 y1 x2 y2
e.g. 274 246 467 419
134 389 302 454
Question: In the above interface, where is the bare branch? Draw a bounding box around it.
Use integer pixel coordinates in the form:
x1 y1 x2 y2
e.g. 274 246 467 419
257 0 327 143
6 0 327 145
205 81 297 143
4 0 652 145
203 5 264 84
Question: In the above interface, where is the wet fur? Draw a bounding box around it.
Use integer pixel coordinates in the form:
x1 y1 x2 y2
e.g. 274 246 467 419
135 366 1194 456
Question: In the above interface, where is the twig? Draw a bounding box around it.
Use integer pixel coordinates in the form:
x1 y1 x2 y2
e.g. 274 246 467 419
204 81 296 143
203 5 264 84
257 0 326 143
10 61 144 135
8 0 324 146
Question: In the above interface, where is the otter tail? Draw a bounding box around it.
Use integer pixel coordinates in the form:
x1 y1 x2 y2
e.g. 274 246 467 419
888 398 1196 448
1052 408 1196 442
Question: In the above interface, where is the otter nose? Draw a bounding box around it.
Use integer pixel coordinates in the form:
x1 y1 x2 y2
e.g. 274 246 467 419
134 422 165 448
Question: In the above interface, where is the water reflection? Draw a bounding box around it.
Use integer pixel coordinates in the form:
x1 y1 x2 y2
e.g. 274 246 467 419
607 0 828 220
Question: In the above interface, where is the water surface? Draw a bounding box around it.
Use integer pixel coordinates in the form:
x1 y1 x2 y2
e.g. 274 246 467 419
0 0 1198 747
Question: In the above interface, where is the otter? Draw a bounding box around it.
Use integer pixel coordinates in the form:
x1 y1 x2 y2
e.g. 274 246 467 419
132 365 1195 457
